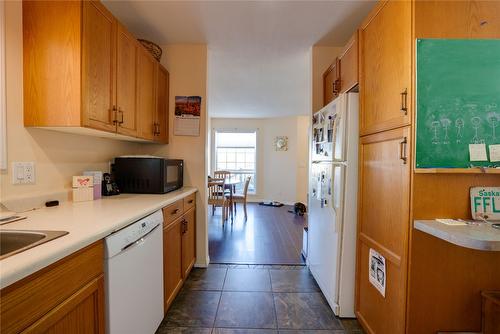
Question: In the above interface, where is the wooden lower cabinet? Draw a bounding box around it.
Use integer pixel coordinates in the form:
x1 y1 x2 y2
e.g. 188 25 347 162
182 208 196 278
162 201 197 313
0 241 104 334
356 127 411 334
163 216 184 312
23 275 105 334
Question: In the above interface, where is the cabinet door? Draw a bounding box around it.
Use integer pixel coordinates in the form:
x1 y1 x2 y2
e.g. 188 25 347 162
115 23 137 137
339 32 358 93
181 208 196 278
163 217 183 313
81 1 116 132
359 0 411 135
137 48 157 141
323 59 340 106
22 276 105 334
356 126 411 334
155 65 170 144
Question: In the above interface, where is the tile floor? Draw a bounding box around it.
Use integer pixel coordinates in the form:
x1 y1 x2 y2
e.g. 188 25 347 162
157 265 364 334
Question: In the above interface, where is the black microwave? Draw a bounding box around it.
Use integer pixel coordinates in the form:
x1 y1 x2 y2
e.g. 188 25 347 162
113 157 183 194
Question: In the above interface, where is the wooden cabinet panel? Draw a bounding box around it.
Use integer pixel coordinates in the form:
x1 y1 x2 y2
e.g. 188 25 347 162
115 23 137 137
81 1 116 132
0 241 103 334
415 0 500 38
356 126 411 334
339 31 359 93
155 65 170 144
359 0 411 135
137 48 157 141
183 193 195 212
23 275 105 334
182 208 196 278
23 1 82 127
163 217 183 313
163 199 184 227
323 58 340 106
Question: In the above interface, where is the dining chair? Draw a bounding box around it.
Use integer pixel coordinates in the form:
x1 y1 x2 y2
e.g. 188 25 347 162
208 179 230 224
214 170 231 180
232 176 251 220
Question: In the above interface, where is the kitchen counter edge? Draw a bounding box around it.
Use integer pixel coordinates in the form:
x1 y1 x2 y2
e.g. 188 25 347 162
0 187 197 289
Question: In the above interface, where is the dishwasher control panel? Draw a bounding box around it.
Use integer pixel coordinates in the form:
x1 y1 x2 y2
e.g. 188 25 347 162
105 210 163 258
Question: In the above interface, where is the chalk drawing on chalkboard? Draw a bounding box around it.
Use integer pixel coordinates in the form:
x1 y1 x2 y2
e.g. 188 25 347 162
455 118 464 144
441 118 451 144
486 110 499 141
471 117 484 144
431 121 440 145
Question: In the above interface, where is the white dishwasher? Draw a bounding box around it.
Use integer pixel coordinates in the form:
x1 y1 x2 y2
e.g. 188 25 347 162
104 210 164 334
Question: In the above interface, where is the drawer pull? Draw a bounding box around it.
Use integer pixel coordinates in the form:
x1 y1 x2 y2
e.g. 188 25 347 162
188 199 194 204
171 208 180 215
400 137 408 164
400 88 408 115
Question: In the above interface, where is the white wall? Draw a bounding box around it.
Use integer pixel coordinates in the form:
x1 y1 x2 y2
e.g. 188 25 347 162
141 44 209 266
211 116 309 205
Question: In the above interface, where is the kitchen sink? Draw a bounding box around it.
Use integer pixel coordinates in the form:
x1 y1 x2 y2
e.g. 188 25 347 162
0 230 69 260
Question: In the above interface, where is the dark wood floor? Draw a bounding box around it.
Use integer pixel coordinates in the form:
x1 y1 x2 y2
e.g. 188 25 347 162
208 203 306 265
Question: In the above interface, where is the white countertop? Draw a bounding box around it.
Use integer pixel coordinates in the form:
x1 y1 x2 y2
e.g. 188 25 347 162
414 220 500 251
0 187 197 289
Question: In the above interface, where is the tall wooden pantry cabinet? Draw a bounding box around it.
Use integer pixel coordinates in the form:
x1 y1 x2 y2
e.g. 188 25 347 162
355 1 500 333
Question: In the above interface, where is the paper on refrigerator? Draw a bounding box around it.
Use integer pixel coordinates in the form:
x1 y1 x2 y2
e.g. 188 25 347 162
369 248 386 297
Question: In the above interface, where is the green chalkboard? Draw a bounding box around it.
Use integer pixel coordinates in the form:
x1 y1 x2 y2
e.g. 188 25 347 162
416 39 500 168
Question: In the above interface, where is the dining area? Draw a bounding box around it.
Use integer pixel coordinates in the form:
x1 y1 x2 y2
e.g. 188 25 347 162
208 171 252 224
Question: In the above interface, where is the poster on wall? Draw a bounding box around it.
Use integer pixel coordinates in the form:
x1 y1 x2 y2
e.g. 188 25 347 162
174 96 201 136
369 248 386 297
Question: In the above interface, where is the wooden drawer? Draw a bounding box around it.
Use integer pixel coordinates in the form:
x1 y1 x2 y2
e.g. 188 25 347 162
163 199 184 226
183 193 195 211
0 241 103 334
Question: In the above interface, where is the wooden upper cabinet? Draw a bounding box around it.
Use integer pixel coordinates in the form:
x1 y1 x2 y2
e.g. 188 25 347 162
339 31 359 94
23 0 168 143
81 0 116 132
137 48 157 141
359 0 411 135
356 126 411 334
23 0 82 127
115 23 138 137
155 65 170 144
323 58 340 106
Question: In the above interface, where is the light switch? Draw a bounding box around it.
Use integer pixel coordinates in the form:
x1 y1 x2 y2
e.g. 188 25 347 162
12 162 36 184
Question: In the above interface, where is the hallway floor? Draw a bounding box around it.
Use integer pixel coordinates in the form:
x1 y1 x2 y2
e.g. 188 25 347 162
209 203 306 265
157 265 364 334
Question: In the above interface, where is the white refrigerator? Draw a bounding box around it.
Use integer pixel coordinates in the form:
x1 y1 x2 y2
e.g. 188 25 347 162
308 92 358 318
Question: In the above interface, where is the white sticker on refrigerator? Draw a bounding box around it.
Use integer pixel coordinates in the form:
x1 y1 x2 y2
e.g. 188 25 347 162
369 248 386 297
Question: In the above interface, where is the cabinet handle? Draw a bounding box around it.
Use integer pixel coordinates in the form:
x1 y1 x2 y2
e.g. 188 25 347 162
181 220 187 234
156 123 161 135
333 79 341 94
171 208 180 215
400 137 408 164
400 88 408 115
188 199 194 204
153 123 158 136
118 108 124 125
112 106 118 124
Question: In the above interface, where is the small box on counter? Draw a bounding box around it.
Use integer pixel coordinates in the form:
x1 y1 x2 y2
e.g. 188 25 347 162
83 171 103 199
72 175 94 202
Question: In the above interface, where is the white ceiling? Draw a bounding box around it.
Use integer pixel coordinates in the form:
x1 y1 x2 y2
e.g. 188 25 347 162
103 1 375 118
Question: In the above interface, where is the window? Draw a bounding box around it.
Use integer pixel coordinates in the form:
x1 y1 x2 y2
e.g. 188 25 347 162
214 130 256 194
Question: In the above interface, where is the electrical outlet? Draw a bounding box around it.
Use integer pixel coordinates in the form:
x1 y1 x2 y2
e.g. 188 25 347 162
12 162 36 184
